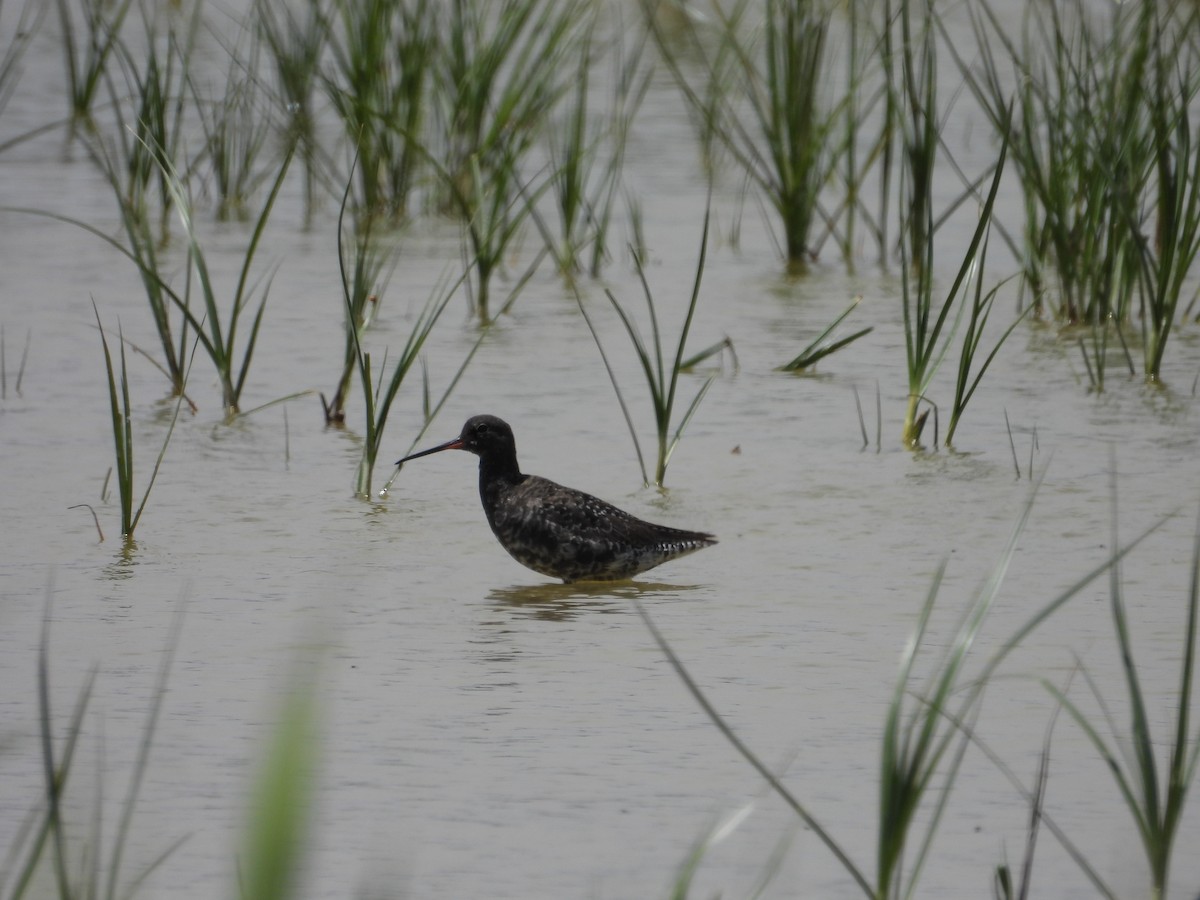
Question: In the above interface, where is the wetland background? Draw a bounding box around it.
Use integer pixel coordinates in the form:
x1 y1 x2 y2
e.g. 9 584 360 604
2 0 1200 897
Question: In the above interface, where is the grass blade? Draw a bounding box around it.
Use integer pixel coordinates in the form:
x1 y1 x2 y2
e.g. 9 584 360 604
238 658 322 900
633 598 874 897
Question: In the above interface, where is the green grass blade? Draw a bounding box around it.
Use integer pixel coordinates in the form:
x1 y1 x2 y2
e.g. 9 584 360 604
980 514 1170 684
781 296 863 368
664 374 715 473
1109 572 1162 838
604 285 663 415
103 605 185 900
679 337 736 373
148 142 226 362
129 339 195 535
633 598 874 897
575 287 648 484
118 325 133 536
665 199 711 428
398 303 488 457
93 302 132 536
1164 506 1200 837
878 561 945 894
354 264 465 496
935 677 1119 898
239 661 321 900
233 285 273 407
630 245 666 396
227 144 296 366
782 326 873 372
36 604 73 896
1042 679 1150 840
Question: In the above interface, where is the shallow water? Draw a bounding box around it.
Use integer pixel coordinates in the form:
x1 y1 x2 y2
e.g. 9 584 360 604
3 2 1200 898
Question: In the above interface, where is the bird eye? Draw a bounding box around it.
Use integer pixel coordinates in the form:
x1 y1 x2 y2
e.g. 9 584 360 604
476 422 489 434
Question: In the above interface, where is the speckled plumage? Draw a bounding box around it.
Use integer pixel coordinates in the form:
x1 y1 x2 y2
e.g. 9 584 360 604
398 415 717 583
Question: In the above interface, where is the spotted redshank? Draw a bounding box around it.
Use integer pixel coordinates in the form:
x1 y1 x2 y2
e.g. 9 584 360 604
397 415 717 582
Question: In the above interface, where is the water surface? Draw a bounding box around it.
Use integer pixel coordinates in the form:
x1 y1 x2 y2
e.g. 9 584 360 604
2 3 1200 898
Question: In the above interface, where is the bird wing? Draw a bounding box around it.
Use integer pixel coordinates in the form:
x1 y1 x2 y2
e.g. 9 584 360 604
500 476 710 549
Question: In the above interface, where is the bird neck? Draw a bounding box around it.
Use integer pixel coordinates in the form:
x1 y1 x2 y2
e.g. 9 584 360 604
477 453 524 517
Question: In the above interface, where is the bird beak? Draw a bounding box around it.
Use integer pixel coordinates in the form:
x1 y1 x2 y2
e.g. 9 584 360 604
396 436 466 467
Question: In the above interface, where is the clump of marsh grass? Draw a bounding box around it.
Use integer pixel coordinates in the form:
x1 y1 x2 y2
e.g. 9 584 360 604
1132 4 1200 383
4 602 327 900
93 303 187 542
100 5 200 245
452 149 552 324
7 131 293 415
956 0 1149 324
333 188 479 498
322 212 397 426
948 0 1200 384
324 0 435 223
255 0 329 225
866 476 1079 896
778 297 872 372
70 4 198 390
191 31 273 222
154 141 295 418
2 604 186 899
429 0 590 322
433 0 588 209
66 11 200 395
894 0 1023 447
824 0 893 264
894 0 940 276
542 22 649 279
346 271 478 499
637 477 1169 898
1044 499 1200 900
860 490 1128 896
54 0 134 143
900 107 1013 448
646 0 837 268
15 137 298 416
578 203 726 488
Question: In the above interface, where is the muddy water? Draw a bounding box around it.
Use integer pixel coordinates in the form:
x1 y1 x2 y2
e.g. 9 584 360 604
3 2 1200 899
